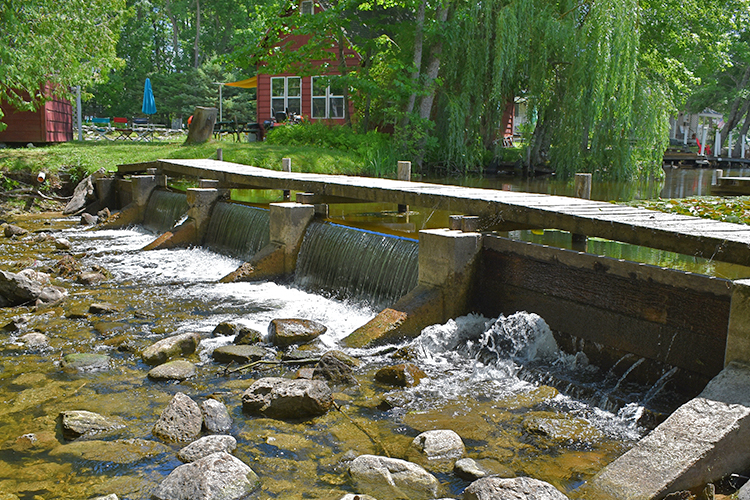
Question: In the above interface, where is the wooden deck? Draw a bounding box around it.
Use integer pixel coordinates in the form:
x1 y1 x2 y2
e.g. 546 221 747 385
119 159 750 267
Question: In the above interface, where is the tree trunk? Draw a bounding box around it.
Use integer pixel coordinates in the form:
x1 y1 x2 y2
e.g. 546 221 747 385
165 0 180 65
721 65 750 138
360 47 373 134
530 109 554 172
184 106 217 145
417 2 449 121
194 0 201 69
400 0 426 128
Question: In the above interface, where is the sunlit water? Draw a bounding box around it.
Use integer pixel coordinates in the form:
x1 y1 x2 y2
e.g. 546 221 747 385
0 215 652 499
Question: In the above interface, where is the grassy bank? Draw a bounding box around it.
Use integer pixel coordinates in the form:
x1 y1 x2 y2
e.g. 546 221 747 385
0 137 376 183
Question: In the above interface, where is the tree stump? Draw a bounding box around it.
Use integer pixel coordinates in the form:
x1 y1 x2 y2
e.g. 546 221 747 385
184 107 217 145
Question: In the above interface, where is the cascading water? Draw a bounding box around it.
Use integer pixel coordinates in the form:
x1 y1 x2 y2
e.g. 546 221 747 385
141 190 189 233
294 222 418 308
202 202 270 260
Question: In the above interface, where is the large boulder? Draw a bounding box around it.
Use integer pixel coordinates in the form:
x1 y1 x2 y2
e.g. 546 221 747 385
463 477 569 500
267 318 327 348
141 332 201 366
59 410 125 440
201 399 232 434
152 392 203 443
0 270 67 307
4 224 28 237
348 454 440 500
151 451 259 500
241 377 333 419
63 174 96 215
313 350 358 386
177 435 237 463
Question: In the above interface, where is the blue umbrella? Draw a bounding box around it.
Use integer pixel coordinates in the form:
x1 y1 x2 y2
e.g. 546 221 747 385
142 78 156 115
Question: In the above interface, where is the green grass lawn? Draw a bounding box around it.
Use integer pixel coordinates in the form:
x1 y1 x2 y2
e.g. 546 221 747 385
0 137 371 181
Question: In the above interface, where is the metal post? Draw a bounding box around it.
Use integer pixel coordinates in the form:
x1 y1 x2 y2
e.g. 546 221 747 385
76 86 83 141
219 84 223 122
715 130 721 158
729 132 734 159
701 125 709 156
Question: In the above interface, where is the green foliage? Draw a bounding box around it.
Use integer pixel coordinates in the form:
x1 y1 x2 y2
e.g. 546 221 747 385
624 196 750 225
0 0 127 129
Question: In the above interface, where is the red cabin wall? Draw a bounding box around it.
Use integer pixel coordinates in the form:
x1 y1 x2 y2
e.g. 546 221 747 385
0 87 72 143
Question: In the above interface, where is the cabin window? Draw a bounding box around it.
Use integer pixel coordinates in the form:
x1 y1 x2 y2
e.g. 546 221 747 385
271 76 301 119
311 76 345 119
301 0 313 15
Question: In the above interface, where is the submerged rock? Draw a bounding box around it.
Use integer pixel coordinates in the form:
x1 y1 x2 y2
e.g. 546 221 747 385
142 331 201 366
374 363 426 387
201 399 233 433
49 438 169 464
148 360 196 381
463 476 569 500
268 318 327 348
152 392 203 443
59 410 125 440
61 353 110 372
409 430 465 460
241 377 333 419
19 332 49 348
313 351 358 386
89 302 120 314
348 454 440 500
212 344 271 364
151 451 259 500
4 224 28 237
177 435 237 463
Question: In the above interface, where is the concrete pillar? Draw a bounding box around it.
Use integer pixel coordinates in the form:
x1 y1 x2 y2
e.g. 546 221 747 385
95 177 117 206
726 279 750 366
269 202 315 273
130 175 160 209
186 188 225 241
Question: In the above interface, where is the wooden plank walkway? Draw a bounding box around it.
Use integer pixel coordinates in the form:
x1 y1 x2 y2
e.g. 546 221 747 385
119 159 750 267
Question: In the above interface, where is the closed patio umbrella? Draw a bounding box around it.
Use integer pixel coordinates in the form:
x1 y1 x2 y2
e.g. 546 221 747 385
142 78 156 115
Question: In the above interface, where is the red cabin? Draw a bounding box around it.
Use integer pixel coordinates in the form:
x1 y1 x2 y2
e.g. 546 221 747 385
0 85 73 144
256 0 360 124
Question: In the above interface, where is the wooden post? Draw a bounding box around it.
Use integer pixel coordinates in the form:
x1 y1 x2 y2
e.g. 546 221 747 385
282 158 291 201
216 148 223 161
397 161 411 213
184 106 218 145
572 173 592 250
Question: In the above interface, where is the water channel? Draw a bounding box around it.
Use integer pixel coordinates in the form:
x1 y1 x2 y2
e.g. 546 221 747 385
0 167 745 499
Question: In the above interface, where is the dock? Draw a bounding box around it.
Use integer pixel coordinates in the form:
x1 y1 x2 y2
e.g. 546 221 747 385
119 159 750 267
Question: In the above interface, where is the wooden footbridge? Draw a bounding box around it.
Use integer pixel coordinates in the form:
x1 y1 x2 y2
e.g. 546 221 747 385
119 158 750 267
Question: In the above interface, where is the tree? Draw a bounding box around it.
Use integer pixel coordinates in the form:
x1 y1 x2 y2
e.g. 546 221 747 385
0 0 127 130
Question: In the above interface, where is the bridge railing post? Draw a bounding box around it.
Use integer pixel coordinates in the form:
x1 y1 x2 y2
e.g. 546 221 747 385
397 161 411 213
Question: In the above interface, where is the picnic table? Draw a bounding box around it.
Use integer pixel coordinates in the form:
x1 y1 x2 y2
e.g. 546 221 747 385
213 120 264 142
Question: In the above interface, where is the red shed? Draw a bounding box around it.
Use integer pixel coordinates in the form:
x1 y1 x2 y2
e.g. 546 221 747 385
0 86 73 144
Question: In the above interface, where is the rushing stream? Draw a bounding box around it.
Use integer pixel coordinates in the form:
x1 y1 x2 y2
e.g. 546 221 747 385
0 212 652 500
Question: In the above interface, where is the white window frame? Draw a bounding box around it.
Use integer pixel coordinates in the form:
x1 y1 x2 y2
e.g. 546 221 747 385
270 76 302 118
301 0 313 15
311 76 345 119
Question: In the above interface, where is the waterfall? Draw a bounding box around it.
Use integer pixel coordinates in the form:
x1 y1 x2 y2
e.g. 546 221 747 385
203 202 270 260
142 190 189 233
294 222 418 308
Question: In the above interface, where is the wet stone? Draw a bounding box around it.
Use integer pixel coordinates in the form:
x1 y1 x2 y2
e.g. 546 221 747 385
61 353 110 372
4 224 28 237
268 318 327 348
463 476 569 500
233 326 262 345
80 213 98 225
409 430 465 460
91 495 119 500
313 351 358 386
77 271 106 285
201 399 233 434
2 316 28 332
348 454 440 500
53 238 72 250
295 367 315 379
152 392 203 443
375 363 426 387
148 360 196 381
177 435 237 463
89 302 120 314
241 377 333 420
49 438 169 464
142 331 201 366
212 322 239 337
212 344 271 364
151 452 259 500
59 410 125 440
454 458 487 481
19 332 49 348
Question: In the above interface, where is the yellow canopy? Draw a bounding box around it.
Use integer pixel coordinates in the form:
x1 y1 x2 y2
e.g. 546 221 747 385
224 76 258 89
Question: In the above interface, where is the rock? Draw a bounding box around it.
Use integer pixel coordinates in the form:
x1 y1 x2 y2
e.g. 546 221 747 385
295 367 315 379
201 399 233 433
268 318 327 348
36 285 66 305
2 316 27 331
77 271 106 285
49 438 169 463
53 238 72 250
234 326 262 345
0 269 42 306
4 224 28 237
64 174 96 215
59 410 125 440
152 392 203 443
522 414 604 444
374 363 426 387
463 477 569 500
151 451 259 500
89 302 120 314
142 331 201 366
348 454 440 500
148 360 196 381
241 377 333 419
409 430 465 460
212 322 239 336
61 353 110 372
454 458 486 481
313 351 358 386
177 435 237 463
17 269 50 285
97 207 111 221
80 213 99 225
339 496 378 500
90 495 119 500
19 332 49 348
212 344 271 364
